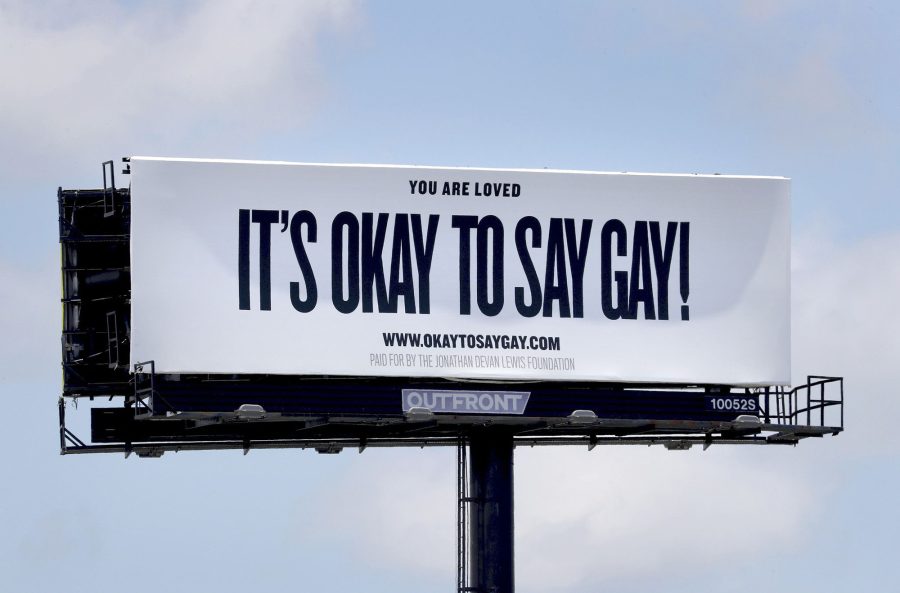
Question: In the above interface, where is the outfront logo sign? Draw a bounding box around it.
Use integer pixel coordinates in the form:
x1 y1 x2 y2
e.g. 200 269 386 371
401 389 530 415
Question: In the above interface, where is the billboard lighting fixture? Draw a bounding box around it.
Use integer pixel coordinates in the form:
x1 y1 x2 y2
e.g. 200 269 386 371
568 410 598 424
733 414 763 429
734 414 762 425
234 404 266 420
315 443 343 455
405 407 435 421
135 448 164 458
664 441 693 451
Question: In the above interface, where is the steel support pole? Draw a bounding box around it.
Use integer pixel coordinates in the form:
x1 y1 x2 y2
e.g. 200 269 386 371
467 431 515 593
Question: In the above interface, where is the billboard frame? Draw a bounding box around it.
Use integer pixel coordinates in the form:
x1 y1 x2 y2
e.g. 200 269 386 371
58 162 843 457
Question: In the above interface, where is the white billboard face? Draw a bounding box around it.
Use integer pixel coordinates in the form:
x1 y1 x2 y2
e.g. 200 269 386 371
129 157 790 386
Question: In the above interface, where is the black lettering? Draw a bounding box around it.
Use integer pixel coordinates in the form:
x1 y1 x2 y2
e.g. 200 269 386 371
628 221 655 319
412 214 439 314
251 209 280 311
388 214 414 313
680 222 690 321
649 221 677 320
331 212 359 314
238 209 250 310
289 210 318 313
514 216 542 317
601 219 628 320
477 215 504 316
565 218 592 318
452 215 478 315
361 212 390 313
543 218 570 317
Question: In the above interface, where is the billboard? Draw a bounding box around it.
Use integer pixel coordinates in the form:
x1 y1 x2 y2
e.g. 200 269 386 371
130 157 789 385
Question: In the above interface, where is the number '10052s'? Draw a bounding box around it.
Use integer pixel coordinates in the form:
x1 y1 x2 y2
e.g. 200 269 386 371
710 398 758 411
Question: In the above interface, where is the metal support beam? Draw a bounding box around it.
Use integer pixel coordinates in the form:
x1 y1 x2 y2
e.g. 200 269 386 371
467 431 515 593
458 437 468 592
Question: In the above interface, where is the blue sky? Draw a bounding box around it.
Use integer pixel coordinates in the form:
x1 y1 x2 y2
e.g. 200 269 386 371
1 1 898 591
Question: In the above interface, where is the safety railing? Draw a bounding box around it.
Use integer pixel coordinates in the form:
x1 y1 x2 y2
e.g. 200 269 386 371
758 376 843 429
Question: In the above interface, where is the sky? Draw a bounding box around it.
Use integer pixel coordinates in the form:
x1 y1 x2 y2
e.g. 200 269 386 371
1 1 898 591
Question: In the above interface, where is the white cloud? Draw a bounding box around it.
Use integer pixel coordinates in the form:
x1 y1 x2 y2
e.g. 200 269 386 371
739 0 805 22
516 446 816 592
13 507 102 569
0 0 358 184
723 35 883 153
0 250 60 380
298 442 820 592
0 0 360 377
295 228 899 589
792 228 900 454
302 449 456 578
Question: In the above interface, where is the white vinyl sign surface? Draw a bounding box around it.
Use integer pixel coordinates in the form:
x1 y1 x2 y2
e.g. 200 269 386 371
130 157 790 385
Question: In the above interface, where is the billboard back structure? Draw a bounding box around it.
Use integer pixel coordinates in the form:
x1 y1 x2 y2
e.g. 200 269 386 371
59 158 841 458
130 157 790 385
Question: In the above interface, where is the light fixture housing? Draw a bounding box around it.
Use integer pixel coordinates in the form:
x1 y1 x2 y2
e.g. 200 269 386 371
405 406 435 421
568 409 598 424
